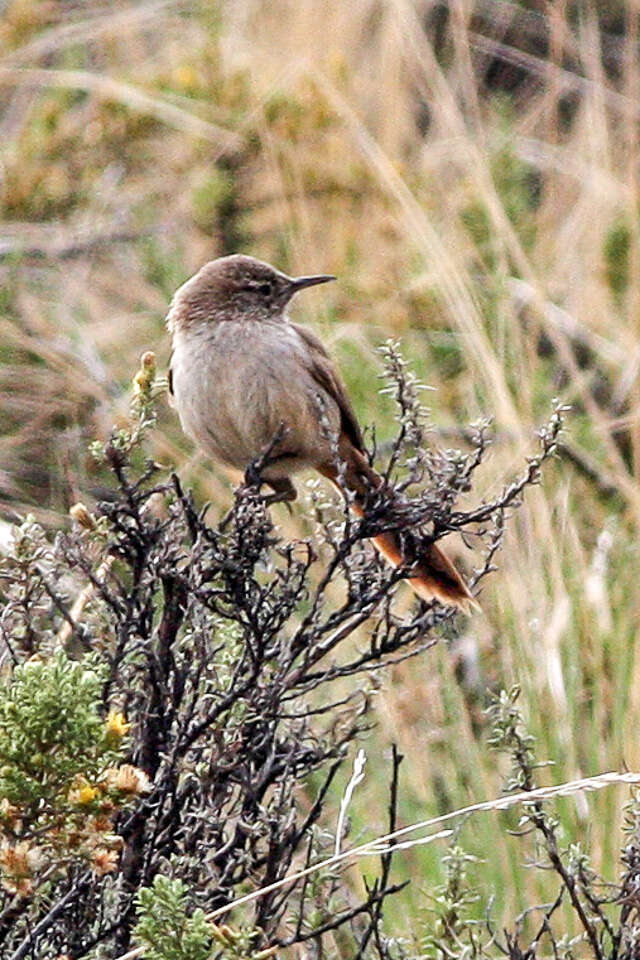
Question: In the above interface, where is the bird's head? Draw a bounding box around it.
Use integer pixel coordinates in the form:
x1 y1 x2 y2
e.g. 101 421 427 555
166 254 335 331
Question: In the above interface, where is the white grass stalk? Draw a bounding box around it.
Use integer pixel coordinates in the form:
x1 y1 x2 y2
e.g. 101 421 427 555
334 748 366 856
115 770 640 960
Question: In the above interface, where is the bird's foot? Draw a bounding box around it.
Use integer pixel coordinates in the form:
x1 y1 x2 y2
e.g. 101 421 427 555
219 477 297 530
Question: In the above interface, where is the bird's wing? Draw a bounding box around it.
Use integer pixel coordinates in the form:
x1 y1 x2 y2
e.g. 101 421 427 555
291 323 364 453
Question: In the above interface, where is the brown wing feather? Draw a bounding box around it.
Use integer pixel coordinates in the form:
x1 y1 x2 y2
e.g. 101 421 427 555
292 324 478 613
291 323 364 453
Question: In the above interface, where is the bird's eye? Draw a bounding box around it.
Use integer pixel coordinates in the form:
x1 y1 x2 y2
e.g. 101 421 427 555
258 282 272 296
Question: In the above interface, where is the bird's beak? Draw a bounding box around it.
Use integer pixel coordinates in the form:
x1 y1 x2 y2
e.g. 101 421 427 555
289 273 336 292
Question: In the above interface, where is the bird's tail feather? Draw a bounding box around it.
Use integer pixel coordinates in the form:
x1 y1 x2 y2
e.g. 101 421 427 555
319 449 479 614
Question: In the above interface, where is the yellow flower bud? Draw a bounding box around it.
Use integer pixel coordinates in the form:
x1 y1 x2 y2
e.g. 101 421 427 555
140 351 156 373
78 785 99 805
218 924 241 945
210 924 228 945
132 370 148 395
68 782 99 806
132 352 157 397
105 711 130 740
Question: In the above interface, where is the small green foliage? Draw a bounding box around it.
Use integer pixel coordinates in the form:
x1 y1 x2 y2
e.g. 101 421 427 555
620 790 640 955
209 921 263 958
0 515 54 655
421 844 483 959
492 143 539 248
141 238 190 300
191 168 236 232
604 218 631 297
134 875 214 960
486 685 540 792
461 199 492 261
462 103 539 268
487 687 561 845
0 261 18 315
0 649 115 809
4 514 50 570
0 649 149 896
135 875 267 959
566 841 593 882
264 90 307 135
428 331 466 381
90 350 165 463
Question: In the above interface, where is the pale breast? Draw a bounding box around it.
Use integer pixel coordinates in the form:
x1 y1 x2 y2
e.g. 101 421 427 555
169 320 341 474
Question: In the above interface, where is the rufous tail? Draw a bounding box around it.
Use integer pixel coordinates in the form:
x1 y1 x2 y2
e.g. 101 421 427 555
319 444 480 614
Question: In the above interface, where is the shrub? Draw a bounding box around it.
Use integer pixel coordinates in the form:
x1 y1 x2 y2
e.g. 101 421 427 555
0 350 563 957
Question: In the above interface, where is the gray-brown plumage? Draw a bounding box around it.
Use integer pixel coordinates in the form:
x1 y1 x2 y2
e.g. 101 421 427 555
167 254 478 612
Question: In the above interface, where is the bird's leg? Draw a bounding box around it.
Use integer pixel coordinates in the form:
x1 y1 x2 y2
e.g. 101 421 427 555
220 474 297 530
220 432 297 530
262 477 298 513
244 422 289 488
244 429 298 511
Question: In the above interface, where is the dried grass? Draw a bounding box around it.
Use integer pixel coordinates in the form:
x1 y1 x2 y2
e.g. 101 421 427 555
1 0 639 932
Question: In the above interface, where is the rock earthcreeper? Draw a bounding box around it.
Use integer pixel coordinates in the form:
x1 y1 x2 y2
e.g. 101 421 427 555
167 254 478 612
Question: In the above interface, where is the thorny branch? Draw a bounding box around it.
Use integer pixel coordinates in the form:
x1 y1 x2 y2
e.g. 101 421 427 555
0 346 564 957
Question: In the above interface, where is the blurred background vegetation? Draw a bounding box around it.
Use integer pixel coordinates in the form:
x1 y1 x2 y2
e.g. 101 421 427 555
1 0 639 947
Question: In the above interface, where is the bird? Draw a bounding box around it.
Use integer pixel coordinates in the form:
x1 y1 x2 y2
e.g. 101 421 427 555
166 254 478 613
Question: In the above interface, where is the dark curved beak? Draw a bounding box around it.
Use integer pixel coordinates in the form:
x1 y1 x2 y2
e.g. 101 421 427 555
289 273 336 292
